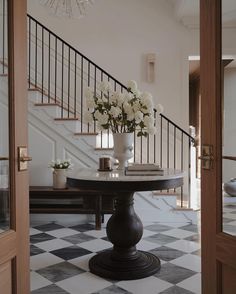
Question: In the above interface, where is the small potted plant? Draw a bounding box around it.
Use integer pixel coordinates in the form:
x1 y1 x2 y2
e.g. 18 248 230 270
49 159 72 189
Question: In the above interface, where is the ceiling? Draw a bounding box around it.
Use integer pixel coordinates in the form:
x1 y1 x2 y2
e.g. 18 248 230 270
169 0 236 28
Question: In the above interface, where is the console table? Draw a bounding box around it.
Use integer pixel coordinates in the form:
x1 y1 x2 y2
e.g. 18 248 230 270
67 168 184 280
29 186 115 230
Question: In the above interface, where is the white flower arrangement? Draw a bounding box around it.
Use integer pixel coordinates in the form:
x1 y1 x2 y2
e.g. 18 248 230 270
85 80 163 137
49 159 73 170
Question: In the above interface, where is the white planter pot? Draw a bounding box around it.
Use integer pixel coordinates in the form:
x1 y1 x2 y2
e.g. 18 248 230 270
113 133 134 170
224 178 236 197
53 169 67 189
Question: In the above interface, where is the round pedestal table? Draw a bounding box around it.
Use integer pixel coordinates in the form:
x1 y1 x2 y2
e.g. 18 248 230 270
67 168 184 280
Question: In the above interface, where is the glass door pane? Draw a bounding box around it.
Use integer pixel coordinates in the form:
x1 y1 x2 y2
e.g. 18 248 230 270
0 0 9 232
222 0 236 236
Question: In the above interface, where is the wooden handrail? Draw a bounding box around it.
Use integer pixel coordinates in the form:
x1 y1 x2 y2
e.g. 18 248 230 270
223 156 236 161
0 157 9 161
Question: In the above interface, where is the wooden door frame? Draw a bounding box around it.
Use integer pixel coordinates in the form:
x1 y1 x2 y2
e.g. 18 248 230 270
3 0 29 293
201 0 236 293
200 0 222 293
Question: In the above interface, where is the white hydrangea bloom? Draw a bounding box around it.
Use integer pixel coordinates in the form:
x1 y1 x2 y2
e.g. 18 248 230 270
127 80 138 92
134 111 144 124
98 81 112 93
123 101 133 115
143 115 154 127
124 92 133 101
147 125 156 135
141 92 153 110
109 106 122 118
156 103 164 114
110 92 120 104
133 100 141 112
116 93 125 107
96 112 109 125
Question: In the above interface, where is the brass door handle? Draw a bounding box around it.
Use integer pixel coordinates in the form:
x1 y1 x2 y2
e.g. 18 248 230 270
20 156 32 163
198 145 214 170
18 147 32 171
198 155 214 161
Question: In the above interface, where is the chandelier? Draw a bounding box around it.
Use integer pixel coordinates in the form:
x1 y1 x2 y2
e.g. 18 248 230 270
40 0 95 19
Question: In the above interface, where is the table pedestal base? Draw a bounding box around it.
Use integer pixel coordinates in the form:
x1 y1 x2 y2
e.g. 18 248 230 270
89 250 160 280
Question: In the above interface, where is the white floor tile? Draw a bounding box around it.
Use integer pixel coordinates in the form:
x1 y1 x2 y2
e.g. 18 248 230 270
30 271 52 291
30 228 42 236
167 239 201 253
30 252 64 271
78 239 112 252
136 239 160 251
161 228 195 239
171 254 201 272
57 272 112 294
116 276 172 294
85 229 107 239
35 238 72 251
142 229 158 237
69 253 96 271
224 213 236 220
177 273 201 294
47 228 79 238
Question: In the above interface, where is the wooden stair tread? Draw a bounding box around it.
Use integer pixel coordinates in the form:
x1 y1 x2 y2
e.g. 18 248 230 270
54 118 79 121
35 103 59 106
74 132 98 136
95 147 114 151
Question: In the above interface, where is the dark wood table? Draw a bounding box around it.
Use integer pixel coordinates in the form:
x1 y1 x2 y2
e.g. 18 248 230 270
67 168 184 280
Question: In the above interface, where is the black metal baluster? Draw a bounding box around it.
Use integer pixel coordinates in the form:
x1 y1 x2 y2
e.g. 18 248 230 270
133 131 136 163
107 76 110 148
48 32 51 103
140 136 143 163
188 137 191 208
81 57 84 132
35 22 38 87
181 132 184 207
41 27 44 103
147 135 149 163
153 110 156 163
94 66 97 132
174 127 176 192
87 62 91 132
2 0 5 74
68 47 70 118
100 71 103 148
74 52 77 118
167 121 170 168
54 37 57 103
28 17 31 87
61 42 64 118
160 115 163 167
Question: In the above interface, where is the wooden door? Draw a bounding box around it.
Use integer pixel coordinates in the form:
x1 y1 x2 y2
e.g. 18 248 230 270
200 0 236 293
0 0 29 293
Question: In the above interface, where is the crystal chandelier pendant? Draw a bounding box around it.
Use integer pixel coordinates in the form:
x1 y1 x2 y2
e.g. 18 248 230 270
40 0 95 19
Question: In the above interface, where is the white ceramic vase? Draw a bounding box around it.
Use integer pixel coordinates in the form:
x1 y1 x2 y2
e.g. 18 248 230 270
113 133 134 170
53 169 67 189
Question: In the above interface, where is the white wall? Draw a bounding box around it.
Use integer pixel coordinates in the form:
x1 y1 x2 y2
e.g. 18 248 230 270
27 0 193 131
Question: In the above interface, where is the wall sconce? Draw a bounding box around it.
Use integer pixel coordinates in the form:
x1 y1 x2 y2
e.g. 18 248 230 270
146 53 156 83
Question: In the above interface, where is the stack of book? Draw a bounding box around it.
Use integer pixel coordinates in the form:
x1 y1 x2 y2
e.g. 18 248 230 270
125 163 164 176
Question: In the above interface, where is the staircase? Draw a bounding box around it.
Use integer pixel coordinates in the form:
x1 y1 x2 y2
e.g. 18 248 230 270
0 10 195 209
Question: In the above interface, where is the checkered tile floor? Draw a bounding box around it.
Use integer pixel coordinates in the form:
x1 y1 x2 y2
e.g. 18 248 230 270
30 221 201 294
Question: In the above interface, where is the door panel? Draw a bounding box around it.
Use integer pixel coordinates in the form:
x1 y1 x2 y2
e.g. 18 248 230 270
0 0 29 293
201 0 236 293
0 261 12 294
